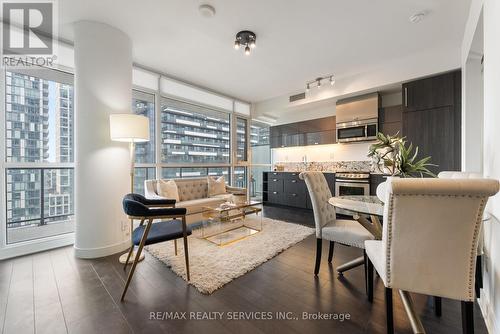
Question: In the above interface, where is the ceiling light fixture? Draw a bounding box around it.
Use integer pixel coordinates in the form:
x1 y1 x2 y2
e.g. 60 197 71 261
305 75 335 92
234 30 257 55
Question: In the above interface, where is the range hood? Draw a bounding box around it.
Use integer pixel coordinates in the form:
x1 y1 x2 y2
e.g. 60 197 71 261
336 93 380 124
335 93 380 143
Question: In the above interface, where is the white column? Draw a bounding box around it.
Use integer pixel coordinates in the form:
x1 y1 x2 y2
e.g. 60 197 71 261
73 21 132 258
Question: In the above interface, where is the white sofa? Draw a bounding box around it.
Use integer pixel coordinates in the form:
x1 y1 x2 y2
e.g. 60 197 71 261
144 177 247 225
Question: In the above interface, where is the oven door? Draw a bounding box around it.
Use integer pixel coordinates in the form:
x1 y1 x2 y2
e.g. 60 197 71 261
335 181 370 196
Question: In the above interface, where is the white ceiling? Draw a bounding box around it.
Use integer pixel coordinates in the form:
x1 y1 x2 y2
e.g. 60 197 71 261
59 0 471 103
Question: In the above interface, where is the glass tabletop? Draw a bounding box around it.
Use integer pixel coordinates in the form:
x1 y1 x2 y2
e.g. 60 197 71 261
328 195 384 216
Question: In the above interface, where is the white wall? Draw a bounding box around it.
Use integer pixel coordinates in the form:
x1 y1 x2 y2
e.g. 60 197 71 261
253 43 459 124
272 142 371 164
481 1 500 332
463 0 500 332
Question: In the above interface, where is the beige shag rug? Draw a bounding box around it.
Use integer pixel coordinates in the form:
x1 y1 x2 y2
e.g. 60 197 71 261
146 217 314 294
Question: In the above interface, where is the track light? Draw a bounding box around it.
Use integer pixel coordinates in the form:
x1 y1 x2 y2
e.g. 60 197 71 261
305 74 335 93
249 39 256 49
245 46 250 55
234 40 240 50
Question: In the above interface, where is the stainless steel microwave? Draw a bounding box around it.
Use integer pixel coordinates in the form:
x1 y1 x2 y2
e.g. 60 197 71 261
336 118 378 143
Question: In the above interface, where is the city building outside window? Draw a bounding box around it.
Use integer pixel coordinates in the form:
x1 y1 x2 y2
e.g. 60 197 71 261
4 70 75 244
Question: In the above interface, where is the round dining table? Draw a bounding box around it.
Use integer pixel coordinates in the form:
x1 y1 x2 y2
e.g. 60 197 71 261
328 195 384 239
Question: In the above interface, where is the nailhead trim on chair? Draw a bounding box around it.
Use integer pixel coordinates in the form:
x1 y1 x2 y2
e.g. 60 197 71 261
385 193 487 301
467 198 486 301
385 194 394 287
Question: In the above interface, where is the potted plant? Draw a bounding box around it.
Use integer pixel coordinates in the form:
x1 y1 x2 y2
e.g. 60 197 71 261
368 132 436 200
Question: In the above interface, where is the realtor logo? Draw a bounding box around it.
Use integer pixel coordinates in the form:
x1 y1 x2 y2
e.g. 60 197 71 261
1 0 58 68
2 1 54 55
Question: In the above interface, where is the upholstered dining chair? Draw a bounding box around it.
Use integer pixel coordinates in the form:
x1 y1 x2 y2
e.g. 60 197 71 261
365 177 499 334
299 172 374 279
438 171 484 298
120 193 191 301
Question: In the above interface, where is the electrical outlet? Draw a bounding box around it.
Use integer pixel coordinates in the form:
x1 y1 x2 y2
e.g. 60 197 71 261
121 220 128 232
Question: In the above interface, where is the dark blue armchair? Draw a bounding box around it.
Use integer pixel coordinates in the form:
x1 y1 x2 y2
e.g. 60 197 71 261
120 193 191 301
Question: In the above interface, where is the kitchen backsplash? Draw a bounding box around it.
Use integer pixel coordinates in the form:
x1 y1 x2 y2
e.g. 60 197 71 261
274 161 374 172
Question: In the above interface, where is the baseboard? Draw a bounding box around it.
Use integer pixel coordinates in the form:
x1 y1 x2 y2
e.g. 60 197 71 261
74 239 130 259
0 233 75 260
478 289 500 334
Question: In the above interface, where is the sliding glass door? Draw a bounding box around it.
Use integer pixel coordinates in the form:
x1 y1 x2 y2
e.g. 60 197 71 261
3 69 75 244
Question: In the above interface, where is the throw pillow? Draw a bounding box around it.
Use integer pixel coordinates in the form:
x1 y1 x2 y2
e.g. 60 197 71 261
157 179 180 202
208 176 226 196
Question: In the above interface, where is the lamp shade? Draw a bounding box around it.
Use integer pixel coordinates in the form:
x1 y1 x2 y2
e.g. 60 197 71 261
109 114 149 142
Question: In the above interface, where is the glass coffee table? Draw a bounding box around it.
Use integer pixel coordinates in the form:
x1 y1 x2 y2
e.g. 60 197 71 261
197 201 263 246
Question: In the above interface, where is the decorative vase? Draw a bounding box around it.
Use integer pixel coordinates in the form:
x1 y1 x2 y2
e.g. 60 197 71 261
376 175 399 202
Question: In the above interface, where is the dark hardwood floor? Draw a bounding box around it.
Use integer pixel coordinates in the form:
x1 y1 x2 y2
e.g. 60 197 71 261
0 205 488 334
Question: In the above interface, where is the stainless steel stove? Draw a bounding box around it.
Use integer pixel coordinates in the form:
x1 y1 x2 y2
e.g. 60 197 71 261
335 171 370 197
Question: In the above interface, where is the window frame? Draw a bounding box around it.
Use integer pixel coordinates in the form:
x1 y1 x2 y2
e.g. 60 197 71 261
1 67 76 249
131 79 253 192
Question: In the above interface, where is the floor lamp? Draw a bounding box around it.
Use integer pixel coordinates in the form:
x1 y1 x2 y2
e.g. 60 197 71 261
110 114 150 264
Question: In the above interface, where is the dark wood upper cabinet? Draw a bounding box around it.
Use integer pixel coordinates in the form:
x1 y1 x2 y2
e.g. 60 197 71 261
401 70 461 173
298 116 336 133
379 105 403 137
270 116 336 148
402 71 459 112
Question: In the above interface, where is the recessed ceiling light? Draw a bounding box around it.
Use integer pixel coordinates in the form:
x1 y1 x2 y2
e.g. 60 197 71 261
409 11 427 24
199 4 216 18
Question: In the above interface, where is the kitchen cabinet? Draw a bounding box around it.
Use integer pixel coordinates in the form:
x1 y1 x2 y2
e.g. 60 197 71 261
402 70 461 173
270 116 336 148
379 105 403 137
263 172 335 209
402 71 456 112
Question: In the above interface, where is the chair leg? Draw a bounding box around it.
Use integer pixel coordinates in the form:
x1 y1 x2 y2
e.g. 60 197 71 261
475 255 483 297
181 216 190 281
174 239 178 256
123 246 134 271
328 241 335 263
367 255 374 303
434 296 442 317
385 287 394 334
121 219 152 301
363 251 368 294
314 238 322 276
461 301 474 334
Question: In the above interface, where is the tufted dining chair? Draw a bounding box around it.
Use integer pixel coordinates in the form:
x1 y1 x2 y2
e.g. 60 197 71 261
299 172 374 280
365 177 499 334
438 171 485 300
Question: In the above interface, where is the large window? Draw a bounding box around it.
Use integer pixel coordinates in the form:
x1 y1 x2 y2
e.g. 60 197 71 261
132 90 155 163
250 121 271 200
160 98 230 164
236 117 248 162
161 167 230 181
4 69 75 244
